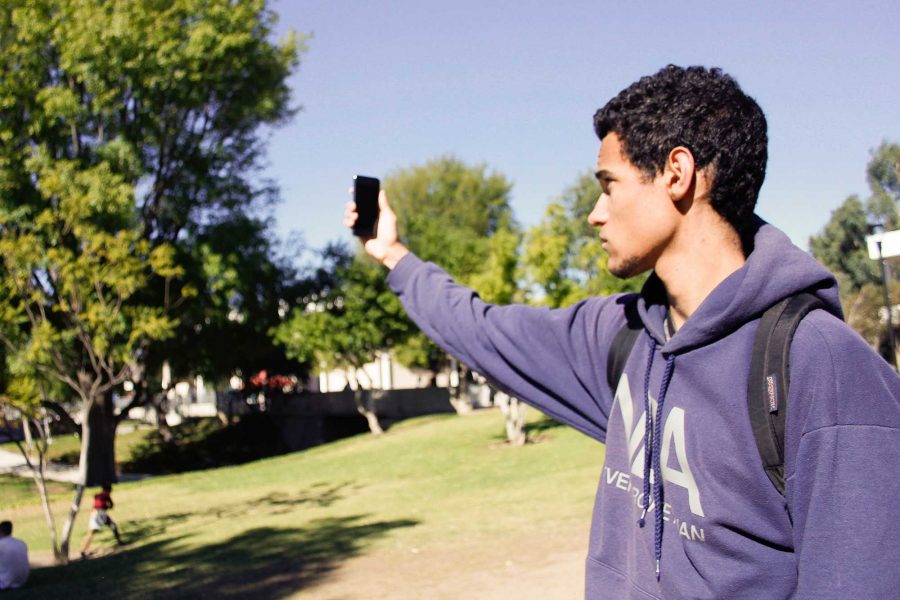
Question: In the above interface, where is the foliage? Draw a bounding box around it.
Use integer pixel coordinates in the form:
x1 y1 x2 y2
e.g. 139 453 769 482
152 215 307 386
809 195 882 291
866 141 900 231
383 157 522 371
0 151 179 409
810 142 900 352
272 246 409 375
124 415 289 475
0 0 304 560
810 142 899 291
522 172 643 308
385 156 519 288
0 0 307 396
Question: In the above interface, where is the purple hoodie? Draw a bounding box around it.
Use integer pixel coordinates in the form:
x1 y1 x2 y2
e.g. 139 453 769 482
387 222 900 599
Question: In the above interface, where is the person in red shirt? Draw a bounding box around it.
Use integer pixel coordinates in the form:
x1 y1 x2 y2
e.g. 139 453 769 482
79 485 123 558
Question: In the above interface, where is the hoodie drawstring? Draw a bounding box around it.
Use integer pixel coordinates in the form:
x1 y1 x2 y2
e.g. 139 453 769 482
639 339 656 528
638 337 676 580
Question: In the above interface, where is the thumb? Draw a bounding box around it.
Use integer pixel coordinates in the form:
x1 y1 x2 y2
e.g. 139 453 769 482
378 189 393 215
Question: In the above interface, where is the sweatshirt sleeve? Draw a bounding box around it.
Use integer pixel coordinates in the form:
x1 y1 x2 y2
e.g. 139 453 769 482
387 253 624 442
785 313 900 599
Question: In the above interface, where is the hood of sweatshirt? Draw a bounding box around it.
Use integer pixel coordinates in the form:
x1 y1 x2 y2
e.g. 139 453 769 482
635 219 843 353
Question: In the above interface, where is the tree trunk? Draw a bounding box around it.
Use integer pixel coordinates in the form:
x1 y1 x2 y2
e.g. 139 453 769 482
155 391 175 442
11 417 65 564
58 484 84 563
22 416 34 453
79 391 118 487
449 360 473 415
350 367 383 435
30 464 64 563
495 391 527 446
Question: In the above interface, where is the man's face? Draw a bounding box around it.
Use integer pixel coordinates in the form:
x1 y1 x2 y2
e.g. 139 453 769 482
588 133 677 279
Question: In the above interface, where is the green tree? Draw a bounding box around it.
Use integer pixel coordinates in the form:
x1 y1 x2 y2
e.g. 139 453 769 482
272 246 410 433
0 0 303 560
810 142 900 356
150 216 307 401
0 0 305 408
809 195 881 291
866 141 900 230
386 156 519 284
383 157 522 380
0 153 181 563
522 172 643 308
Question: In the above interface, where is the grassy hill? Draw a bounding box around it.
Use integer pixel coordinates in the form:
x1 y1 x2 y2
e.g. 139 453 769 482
2 409 604 599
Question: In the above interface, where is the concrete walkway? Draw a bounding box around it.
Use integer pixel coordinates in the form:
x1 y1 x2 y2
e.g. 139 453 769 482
1 449 149 483
1 451 150 483
0 448 82 483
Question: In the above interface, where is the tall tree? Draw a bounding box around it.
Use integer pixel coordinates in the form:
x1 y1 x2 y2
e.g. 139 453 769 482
384 156 522 379
272 245 410 433
0 0 303 560
2 0 304 406
0 152 181 563
810 142 900 357
1 0 305 398
522 172 643 308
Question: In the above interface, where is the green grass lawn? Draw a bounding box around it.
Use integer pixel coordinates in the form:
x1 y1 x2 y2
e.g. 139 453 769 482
0 475 74 510
1 409 604 599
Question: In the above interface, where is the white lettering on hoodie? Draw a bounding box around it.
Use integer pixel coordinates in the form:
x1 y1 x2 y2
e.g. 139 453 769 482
616 373 705 517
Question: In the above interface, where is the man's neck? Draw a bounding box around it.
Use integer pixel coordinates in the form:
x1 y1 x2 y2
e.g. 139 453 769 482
655 220 746 330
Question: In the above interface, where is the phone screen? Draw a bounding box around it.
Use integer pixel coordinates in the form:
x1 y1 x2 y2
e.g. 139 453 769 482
353 175 380 238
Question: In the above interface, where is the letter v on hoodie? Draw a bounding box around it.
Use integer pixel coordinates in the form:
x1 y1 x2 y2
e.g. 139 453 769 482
386 221 900 600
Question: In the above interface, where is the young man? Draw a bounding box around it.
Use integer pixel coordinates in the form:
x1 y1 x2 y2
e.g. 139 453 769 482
80 484 123 558
0 521 29 590
344 65 900 598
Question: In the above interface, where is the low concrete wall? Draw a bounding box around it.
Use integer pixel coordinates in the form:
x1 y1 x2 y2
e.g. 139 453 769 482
269 387 453 418
268 387 454 450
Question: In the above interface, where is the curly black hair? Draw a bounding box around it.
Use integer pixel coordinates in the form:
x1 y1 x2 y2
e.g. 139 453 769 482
593 65 767 238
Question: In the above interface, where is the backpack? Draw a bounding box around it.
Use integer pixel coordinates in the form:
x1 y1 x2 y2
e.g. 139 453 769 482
606 292 827 496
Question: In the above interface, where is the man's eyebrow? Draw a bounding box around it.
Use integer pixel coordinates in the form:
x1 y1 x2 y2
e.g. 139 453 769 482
594 169 613 180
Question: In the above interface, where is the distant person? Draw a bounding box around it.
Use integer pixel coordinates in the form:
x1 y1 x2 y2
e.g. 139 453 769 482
345 65 900 598
80 484 123 558
0 521 29 590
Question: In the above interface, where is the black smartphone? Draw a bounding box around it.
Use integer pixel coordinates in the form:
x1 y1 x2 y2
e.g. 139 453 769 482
352 175 380 238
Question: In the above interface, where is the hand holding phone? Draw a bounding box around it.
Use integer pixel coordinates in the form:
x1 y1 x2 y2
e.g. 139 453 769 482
344 177 409 269
352 175 380 238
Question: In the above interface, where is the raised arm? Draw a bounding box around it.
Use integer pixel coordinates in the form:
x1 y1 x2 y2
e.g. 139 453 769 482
345 191 625 441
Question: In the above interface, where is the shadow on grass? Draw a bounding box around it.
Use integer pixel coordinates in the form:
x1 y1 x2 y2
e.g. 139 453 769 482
490 414 567 444
16 514 419 600
523 415 565 436
248 482 357 515
115 482 360 544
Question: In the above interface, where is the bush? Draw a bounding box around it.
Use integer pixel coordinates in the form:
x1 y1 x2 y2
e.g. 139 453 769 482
124 415 289 475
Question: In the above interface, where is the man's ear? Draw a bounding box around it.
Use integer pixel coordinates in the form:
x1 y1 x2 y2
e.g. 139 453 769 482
665 146 696 202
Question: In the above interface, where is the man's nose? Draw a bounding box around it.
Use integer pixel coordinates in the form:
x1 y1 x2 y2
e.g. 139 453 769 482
587 193 608 227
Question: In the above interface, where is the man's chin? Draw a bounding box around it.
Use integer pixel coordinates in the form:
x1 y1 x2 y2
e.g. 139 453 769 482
609 257 644 280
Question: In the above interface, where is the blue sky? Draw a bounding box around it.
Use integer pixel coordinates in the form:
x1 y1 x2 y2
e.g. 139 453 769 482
265 0 899 257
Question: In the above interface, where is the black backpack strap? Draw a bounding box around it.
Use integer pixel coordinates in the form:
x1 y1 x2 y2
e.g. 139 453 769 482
606 296 643 393
748 292 826 495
